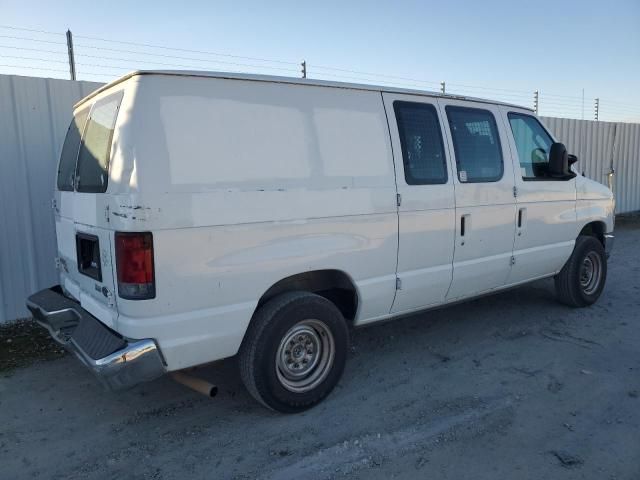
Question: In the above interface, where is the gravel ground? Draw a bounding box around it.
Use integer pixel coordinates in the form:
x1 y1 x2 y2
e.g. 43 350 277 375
1 219 639 480
0 319 66 372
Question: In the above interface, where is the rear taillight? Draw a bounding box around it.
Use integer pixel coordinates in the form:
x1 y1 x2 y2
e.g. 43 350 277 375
115 232 155 300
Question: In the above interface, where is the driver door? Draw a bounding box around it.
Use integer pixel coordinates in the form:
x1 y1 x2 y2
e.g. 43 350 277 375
500 108 577 284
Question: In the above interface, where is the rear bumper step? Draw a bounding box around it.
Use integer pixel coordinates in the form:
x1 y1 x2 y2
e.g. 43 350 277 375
26 286 165 391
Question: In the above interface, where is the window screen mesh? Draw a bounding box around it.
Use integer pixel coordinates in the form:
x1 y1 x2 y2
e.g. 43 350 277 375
394 101 447 185
446 107 503 183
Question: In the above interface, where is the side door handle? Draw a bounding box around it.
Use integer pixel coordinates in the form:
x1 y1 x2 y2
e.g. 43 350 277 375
517 208 527 235
460 214 471 245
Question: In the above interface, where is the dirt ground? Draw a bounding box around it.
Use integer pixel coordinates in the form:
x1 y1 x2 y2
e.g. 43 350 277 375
1 219 639 480
0 319 66 372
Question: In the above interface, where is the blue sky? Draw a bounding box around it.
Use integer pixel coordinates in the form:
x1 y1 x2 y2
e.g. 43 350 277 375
2 0 639 121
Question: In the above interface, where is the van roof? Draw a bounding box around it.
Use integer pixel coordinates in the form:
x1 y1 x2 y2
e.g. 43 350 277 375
75 70 533 112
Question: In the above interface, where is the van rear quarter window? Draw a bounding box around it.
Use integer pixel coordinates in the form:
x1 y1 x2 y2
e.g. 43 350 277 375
57 108 89 191
76 91 123 193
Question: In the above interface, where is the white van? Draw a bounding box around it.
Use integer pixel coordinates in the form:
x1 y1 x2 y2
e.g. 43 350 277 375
27 71 614 412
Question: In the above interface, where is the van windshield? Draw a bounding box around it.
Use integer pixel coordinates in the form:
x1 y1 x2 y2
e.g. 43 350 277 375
57 108 89 191
76 91 123 193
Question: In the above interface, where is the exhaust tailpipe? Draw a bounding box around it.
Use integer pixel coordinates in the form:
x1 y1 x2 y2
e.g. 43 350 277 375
171 371 218 398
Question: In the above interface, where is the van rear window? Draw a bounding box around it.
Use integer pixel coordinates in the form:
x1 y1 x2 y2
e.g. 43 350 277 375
76 92 123 193
393 101 448 185
57 108 89 191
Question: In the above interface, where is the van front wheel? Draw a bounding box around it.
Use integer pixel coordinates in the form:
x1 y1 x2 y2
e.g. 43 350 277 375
555 235 607 307
239 291 349 413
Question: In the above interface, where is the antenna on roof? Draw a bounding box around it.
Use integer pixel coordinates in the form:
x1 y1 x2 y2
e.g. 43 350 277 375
301 60 307 79
440 81 445 94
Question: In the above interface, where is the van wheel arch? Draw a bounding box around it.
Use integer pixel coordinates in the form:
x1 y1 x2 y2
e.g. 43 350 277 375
255 270 359 323
578 221 606 247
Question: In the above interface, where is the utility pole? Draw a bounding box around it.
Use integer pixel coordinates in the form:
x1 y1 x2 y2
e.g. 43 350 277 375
66 29 76 81
301 60 307 79
594 98 599 121
440 81 445 94
533 90 539 114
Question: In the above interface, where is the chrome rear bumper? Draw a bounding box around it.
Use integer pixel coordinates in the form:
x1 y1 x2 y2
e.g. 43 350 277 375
26 287 165 391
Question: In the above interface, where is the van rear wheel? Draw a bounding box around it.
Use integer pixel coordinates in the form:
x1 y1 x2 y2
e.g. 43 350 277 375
239 291 349 413
554 235 607 307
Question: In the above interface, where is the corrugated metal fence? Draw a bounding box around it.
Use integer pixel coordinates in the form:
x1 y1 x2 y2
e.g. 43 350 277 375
0 74 638 322
0 74 103 323
541 117 640 213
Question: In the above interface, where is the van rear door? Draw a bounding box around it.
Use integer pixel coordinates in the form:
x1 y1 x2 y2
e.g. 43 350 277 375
54 91 124 328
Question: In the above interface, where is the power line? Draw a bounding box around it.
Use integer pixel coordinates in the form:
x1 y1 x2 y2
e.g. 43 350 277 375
0 34 65 45
446 88 531 100
73 33 299 66
310 64 440 86
0 63 69 73
0 54 70 65
601 101 640 110
0 24 65 36
71 43 298 72
309 71 441 91
1 25 639 122
447 82 531 94
73 58 299 74
538 92 587 100
0 44 67 55
538 100 593 109
73 52 297 73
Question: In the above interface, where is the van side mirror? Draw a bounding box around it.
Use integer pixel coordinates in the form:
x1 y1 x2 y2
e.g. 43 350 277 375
548 142 576 179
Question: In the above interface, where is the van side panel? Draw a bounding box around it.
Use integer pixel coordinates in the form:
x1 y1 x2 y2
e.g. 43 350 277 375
113 76 399 370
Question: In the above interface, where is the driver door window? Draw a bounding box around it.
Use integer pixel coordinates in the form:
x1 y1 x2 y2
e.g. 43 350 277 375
508 113 556 180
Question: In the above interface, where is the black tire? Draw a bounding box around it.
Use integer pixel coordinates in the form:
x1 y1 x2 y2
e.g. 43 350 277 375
239 291 349 413
555 235 607 307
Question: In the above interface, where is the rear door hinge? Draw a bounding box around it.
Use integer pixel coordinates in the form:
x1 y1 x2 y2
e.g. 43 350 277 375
513 186 518 198
105 205 110 223
395 277 402 290
396 193 402 207
510 256 516 266
51 198 59 213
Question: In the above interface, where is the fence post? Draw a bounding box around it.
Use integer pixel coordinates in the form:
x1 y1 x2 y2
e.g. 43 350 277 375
66 29 76 81
533 90 539 114
594 98 599 121
301 60 306 79
440 81 445 94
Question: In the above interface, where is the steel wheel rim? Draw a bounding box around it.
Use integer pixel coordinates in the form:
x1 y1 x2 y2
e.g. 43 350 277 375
275 319 335 393
580 251 602 295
